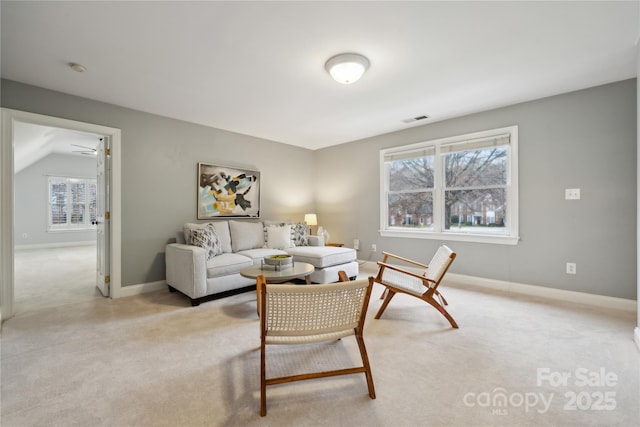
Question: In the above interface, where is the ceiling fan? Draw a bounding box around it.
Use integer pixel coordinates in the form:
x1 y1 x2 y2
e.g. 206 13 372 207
71 144 97 155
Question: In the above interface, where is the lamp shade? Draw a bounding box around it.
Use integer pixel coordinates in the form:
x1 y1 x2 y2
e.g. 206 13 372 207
304 213 317 226
325 53 370 85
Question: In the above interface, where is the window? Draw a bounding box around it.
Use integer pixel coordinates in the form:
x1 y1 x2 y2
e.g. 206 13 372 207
48 177 97 231
380 126 519 245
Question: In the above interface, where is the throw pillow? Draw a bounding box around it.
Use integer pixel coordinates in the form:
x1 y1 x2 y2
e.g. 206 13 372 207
263 220 288 244
183 222 207 245
265 224 294 249
190 224 223 260
291 222 308 246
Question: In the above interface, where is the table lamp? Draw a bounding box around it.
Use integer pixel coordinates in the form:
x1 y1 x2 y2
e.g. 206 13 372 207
304 213 317 235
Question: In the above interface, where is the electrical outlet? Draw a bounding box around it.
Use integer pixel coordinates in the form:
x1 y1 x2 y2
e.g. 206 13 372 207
353 239 360 250
566 262 576 275
565 188 580 200
371 244 377 252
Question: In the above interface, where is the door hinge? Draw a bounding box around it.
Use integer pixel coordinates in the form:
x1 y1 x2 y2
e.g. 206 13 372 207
105 212 111 220
105 275 111 283
105 148 111 156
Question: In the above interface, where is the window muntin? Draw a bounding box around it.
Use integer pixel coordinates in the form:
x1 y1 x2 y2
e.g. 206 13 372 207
48 177 97 231
380 126 518 245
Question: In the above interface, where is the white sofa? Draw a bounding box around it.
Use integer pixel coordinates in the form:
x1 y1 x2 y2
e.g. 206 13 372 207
165 220 359 306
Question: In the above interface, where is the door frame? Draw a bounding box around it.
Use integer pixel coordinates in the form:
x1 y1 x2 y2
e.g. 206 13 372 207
1 108 122 320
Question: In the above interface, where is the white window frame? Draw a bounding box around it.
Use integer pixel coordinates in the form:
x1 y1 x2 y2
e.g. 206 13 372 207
48 176 97 232
380 126 519 245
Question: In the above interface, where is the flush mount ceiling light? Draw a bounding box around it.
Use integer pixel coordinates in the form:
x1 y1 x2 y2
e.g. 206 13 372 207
68 62 87 72
324 53 370 85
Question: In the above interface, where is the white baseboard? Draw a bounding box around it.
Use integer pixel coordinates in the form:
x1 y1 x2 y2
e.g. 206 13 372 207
360 260 637 313
15 241 97 250
446 273 637 313
114 280 166 298
122 267 638 331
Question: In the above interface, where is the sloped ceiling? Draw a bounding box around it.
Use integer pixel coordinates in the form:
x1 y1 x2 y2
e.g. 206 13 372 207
14 122 101 173
2 1 639 151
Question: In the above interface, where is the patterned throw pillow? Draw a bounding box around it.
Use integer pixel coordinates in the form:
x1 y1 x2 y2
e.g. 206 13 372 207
190 224 223 260
292 222 308 246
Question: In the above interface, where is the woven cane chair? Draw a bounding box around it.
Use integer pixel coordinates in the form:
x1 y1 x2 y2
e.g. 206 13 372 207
258 275 376 416
374 245 458 328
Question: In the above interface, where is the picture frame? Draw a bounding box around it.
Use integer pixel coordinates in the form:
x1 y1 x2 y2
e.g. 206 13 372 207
197 163 261 219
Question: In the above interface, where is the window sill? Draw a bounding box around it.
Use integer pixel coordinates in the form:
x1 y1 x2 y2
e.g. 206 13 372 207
379 229 519 245
47 227 96 233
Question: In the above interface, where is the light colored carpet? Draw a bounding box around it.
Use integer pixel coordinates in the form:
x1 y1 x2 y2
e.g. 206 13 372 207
2 247 638 426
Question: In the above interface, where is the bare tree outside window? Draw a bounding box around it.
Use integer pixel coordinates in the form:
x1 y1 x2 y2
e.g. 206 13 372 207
444 147 507 231
387 155 434 229
381 126 518 244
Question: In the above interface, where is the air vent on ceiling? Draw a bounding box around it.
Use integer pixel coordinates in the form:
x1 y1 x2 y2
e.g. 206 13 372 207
402 115 429 124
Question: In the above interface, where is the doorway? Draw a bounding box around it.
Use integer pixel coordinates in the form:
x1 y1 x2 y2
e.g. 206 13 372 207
13 122 101 313
1 108 122 320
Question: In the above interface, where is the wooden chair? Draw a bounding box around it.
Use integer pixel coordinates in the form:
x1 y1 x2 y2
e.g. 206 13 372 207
373 245 458 328
258 275 376 416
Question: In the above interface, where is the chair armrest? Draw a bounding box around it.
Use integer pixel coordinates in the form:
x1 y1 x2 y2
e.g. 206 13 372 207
308 235 325 246
376 262 435 286
381 251 428 269
165 243 207 298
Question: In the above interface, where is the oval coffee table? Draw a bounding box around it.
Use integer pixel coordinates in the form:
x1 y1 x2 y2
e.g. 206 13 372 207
240 262 315 315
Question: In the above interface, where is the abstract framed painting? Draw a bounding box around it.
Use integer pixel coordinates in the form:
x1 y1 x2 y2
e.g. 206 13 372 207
197 163 261 219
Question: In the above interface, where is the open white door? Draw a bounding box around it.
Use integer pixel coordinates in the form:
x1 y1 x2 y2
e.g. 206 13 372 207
96 136 111 297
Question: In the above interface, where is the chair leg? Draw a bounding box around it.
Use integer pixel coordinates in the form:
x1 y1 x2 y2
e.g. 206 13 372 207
355 334 376 399
434 289 448 306
424 296 459 328
379 288 388 300
374 289 396 319
260 343 267 416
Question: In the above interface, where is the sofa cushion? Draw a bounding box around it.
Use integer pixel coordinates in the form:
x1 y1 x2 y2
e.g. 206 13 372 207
285 246 356 268
237 248 288 263
183 221 232 253
229 220 264 252
265 224 294 249
291 222 308 246
190 225 223 260
206 253 254 278
309 261 359 284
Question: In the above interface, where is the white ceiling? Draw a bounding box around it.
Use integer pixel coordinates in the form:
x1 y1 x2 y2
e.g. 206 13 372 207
2 1 639 151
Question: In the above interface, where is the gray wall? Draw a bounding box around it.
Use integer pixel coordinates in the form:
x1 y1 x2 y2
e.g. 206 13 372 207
2 79 317 286
316 79 637 300
2 78 636 299
14 153 97 246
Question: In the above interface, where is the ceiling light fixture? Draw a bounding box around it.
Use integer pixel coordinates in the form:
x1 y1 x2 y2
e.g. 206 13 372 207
69 62 87 73
324 53 369 85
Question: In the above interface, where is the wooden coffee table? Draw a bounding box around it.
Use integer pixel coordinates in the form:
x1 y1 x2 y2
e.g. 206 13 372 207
241 262 315 315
